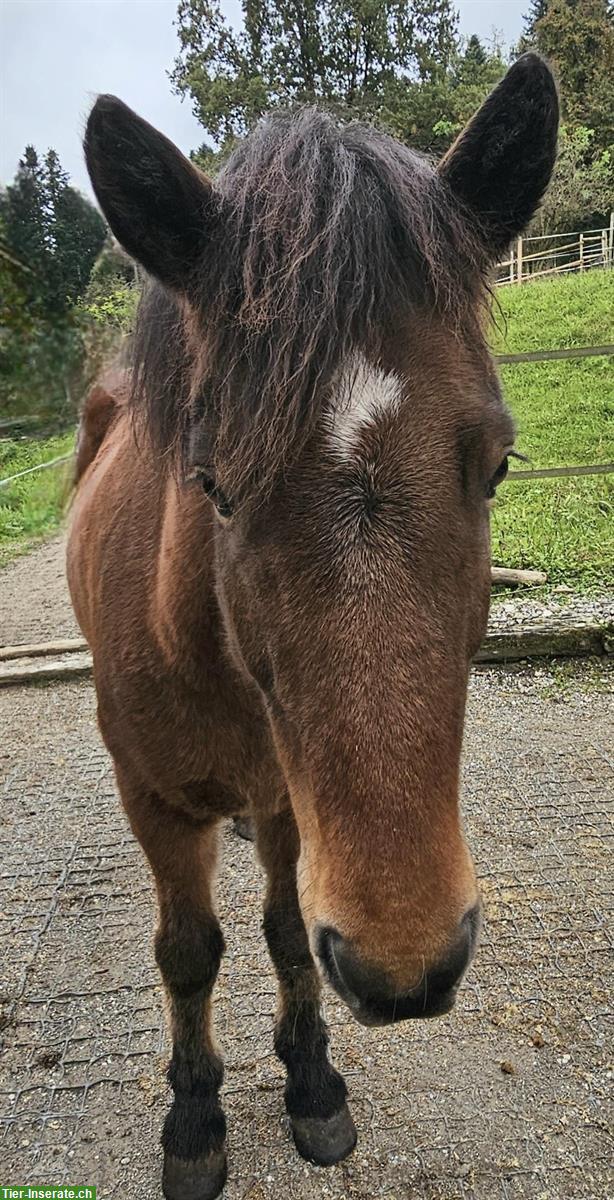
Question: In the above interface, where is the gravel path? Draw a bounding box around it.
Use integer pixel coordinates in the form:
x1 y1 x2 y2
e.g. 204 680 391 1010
1 538 613 1199
1 536 80 645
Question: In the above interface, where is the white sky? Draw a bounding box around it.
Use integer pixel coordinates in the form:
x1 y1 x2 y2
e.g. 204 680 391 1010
1 0 527 196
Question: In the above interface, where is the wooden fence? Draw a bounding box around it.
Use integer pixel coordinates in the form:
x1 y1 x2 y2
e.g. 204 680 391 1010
496 214 614 286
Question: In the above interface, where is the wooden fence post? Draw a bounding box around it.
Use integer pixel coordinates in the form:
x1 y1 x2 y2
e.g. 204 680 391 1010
496 220 614 287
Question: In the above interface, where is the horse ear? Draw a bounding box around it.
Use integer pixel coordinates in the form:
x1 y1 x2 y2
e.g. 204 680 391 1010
84 95 216 290
438 54 559 261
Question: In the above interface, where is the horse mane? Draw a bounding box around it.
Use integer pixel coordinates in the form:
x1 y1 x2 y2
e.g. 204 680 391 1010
130 108 488 502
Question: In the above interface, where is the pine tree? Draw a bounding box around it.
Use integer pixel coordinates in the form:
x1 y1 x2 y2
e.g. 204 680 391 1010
0 147 108 417
464 34 486 67
0 146 106 317
522 0 550 36
0 147 50 306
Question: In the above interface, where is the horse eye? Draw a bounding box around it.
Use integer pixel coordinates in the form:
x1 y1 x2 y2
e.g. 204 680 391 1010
486 456 509 499
200 475 233 519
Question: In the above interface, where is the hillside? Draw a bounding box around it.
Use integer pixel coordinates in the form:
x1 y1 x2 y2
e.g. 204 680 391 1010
488 271 613 587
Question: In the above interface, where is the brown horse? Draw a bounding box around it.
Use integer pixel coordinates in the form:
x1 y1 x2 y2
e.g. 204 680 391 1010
67 55 558 1200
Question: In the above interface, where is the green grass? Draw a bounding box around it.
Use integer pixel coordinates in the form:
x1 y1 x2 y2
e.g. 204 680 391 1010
0 432 75 566
490 269 614 354
540 658 614 700
488 271 613 590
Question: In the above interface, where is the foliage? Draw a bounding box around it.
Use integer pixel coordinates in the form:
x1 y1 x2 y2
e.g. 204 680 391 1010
517 3 614 239
489 271 614 586
519 0 614 156
0 147 106 318
79 246 139 382
0 147 108 421
380 32 507 153
533 125 613 232
173 0 462 152
0 316 85 422
178 1 613 234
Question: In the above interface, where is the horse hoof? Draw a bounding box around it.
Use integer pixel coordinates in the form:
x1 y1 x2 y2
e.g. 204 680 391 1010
290 1103 357 1166
232 815 255 842
162 1150 227 1200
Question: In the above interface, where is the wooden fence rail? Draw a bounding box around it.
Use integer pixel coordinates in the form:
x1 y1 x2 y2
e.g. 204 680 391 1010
495 344 614 364
496 214 614 285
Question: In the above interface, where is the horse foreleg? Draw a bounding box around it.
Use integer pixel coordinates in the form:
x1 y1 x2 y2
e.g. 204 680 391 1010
256 807 357 1166
118 772 227 1200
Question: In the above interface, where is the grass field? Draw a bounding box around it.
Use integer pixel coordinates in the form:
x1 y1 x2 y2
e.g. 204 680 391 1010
0 270 612 586
488 270 613 588
0 433 74 566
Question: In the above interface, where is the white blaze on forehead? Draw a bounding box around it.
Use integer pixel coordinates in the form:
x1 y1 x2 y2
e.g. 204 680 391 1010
326 354 404 461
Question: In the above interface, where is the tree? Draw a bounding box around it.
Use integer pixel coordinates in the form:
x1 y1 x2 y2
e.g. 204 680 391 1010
0 146 107 317
380 33 507 153
522 0 549 26
460 33 486 71
0 147 107 417
533 124 613 232
0 148 48 313
172 0 460 150
520 0 614 153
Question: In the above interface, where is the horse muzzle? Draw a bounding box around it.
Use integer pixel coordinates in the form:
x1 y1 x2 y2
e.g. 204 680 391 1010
315 903 481 1026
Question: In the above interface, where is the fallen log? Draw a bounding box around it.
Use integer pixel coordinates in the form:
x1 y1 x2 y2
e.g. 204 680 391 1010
0 653 93 687
474 619 611 663
0 637 88 662
0 617 611 687
491 567 547 586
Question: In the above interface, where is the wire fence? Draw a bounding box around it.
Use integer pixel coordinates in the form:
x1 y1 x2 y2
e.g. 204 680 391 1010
0 454 73 491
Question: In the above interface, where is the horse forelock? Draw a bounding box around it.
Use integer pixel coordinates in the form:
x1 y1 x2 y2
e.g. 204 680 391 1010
129 108 488 503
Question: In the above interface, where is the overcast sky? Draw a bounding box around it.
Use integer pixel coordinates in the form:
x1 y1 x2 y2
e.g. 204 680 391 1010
1 0 527 196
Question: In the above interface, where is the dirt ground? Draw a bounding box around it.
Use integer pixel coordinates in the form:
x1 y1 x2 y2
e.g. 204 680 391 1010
1 540 612 1199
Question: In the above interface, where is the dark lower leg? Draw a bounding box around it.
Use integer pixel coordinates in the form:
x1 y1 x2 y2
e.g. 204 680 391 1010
257 809 356 1165
156 903 226 1167
119 778 227 1200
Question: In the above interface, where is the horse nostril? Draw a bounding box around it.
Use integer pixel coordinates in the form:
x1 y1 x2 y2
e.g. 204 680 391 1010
425 903 481 999
462 901 482 950
317 925 390 1021
316 926 347 993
